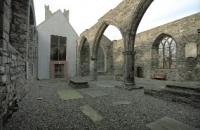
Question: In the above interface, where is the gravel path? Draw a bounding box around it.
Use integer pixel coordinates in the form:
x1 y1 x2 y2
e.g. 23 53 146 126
4 80 200 130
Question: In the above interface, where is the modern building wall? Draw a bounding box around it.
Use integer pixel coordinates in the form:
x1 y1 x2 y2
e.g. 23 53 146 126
37 9 79 80
38 31 50 79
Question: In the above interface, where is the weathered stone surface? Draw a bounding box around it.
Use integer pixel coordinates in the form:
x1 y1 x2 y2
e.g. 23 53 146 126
81 90 108 98
0 66 5 74
144 83 200 108
0 75 7 84
112 101 131 106
57 89 83 100
134 13 200 81
147 117 199 130
112 40 124 80
80 105 103 122
77 0 153 87
69 78 89 89
81 13 200 82
0 0 38 127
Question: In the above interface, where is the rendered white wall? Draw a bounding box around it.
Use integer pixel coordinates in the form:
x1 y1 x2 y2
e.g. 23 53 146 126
37 10 79 79
38 31 50 79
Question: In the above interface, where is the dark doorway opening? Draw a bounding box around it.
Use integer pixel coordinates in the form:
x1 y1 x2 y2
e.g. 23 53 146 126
136 67 143 78
55 64 64 78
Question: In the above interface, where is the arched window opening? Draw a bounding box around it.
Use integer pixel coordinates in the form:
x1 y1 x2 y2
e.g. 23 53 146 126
104 25 122 40
158 36 176 69
97 24 123 78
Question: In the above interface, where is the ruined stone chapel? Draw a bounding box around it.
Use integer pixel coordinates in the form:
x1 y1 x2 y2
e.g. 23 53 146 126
1 0 200 129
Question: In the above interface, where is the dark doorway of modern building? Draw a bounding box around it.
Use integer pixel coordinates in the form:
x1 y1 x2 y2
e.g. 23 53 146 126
55 64 64 78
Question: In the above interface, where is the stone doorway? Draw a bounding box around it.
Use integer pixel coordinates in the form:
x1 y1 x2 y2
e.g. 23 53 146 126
136 67 143 78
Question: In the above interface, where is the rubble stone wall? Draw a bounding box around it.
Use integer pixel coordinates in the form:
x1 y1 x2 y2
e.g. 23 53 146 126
113 13 200 81
0 0 37 127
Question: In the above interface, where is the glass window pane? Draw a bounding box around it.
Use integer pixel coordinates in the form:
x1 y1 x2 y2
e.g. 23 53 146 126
51 35 59 60
59 36 66 61
51 35 67 61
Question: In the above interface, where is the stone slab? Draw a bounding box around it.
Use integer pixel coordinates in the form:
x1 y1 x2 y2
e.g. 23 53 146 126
80 105 103 122
115 84 143 91
147 117 199 130
97 84 114 88
81 90 108 98
113 101 131 106
57 89 83 100
69 78 89 89
166 84 200 92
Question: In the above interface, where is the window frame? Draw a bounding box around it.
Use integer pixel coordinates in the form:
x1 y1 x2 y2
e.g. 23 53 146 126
50 35 67 61
158 36 176 69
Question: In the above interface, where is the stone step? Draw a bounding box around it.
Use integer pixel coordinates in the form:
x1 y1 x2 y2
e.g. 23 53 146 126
163 88 200 99
144 87 200 108
166 84 200 93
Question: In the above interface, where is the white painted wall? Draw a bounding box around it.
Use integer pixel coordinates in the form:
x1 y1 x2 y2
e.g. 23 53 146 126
37 10 79 80
38 31 50 79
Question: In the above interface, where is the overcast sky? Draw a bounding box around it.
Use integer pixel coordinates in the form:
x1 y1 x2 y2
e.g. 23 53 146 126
34 0 200 40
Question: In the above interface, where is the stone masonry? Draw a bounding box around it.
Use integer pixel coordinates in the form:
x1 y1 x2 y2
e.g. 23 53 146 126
0 0 37 128
78 35 113 77
77 11 200 82
77 0 153 89
113 13 200 81
134 13 200 81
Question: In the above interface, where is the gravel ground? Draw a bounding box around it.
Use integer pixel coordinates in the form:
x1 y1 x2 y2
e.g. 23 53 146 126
4 80 200 130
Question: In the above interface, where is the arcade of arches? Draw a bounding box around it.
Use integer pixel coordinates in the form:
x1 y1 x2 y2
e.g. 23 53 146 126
1 0 200 128
78 13 200 82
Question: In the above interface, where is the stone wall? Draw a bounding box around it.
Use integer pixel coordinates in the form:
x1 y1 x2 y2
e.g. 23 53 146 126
78 35 113 77
99 36 113 75
112 40 124 80
113 13 200 81
77 0 153 83
80 39 90 76
0 0 37 127
135 13 200 81
97 46 105 72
